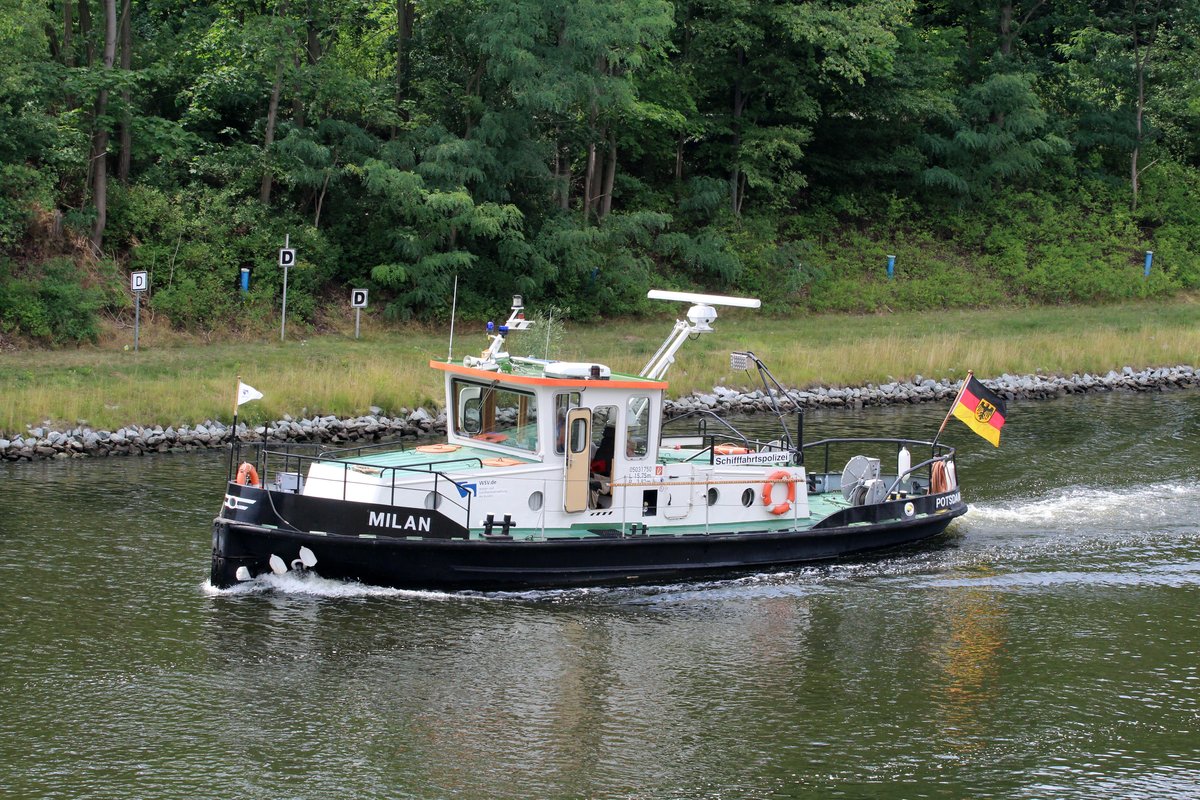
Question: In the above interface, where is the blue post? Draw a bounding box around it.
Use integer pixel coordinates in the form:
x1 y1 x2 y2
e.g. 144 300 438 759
887 254 896 280
1144 251 1153 279
240 267 250 293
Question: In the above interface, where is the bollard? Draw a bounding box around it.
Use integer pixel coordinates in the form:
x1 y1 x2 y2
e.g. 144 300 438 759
240 267 250 293
887 254 896 280
1144 251 1153 279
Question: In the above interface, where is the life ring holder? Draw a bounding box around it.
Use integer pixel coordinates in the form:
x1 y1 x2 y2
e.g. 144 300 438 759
714 443 751 455
762 470 795 515
235 462 261 488
416 443 461 454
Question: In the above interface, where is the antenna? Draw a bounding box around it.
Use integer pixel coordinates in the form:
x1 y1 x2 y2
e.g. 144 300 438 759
446 274 459 361
640 289 761 380
646 289 761 309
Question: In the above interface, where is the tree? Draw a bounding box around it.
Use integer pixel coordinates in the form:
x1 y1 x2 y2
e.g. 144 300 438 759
921 72 1068 199
476 0 674 220
1055 0 1198 210
90 0 117 250
680 0 913 215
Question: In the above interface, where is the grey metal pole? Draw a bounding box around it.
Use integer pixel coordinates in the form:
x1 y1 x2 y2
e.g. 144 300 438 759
134 291 140 352
355 308 361 339
280 233 290 341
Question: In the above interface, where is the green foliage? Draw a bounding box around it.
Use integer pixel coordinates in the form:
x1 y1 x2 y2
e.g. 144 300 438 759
0 258 103 343
2 0 1200 333
0 164 53 252
921 73 1070 201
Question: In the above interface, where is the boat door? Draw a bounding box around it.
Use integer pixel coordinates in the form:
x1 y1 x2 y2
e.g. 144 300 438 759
663 466 694 520
563 408 591 512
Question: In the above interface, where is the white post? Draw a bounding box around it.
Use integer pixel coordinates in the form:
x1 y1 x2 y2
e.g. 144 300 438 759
130 271 147 352
355 308 361 339
280 233 290 341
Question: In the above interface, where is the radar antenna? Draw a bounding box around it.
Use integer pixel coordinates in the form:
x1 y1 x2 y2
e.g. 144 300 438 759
640 290 761 380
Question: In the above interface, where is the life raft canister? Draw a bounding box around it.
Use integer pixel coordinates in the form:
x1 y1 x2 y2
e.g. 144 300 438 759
235 462 261 488
762 469 796 515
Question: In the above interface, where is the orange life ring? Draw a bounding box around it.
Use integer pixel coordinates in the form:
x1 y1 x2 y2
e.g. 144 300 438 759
473 432 508 443
235 462 261 488
481 457 523 467
714 443 751 455
762 469 795 515
416 443 461 454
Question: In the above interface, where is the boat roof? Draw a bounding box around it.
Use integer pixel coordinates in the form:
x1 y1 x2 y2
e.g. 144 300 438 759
338 443 538 470
430 359 668 390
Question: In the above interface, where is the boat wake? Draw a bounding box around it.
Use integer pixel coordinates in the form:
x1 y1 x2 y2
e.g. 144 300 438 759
968 480 1200 531
201 571 462 601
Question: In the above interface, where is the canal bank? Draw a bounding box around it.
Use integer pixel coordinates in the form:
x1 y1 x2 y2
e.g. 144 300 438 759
2 365 1196 461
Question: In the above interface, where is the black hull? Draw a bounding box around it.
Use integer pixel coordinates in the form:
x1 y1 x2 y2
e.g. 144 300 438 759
211 486 966 591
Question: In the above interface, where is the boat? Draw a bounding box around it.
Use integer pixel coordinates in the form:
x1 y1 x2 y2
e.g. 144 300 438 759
211 290 966 591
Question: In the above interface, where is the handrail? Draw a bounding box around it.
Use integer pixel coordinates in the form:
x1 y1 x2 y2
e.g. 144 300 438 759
248 445 477 529
662 409 750 441
884 454 953 496
800 436 955 476
319 439 411 458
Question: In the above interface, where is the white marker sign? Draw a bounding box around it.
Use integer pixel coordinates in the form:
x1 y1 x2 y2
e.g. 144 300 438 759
131 271 148 292
351 289 369 308
279 248 296 267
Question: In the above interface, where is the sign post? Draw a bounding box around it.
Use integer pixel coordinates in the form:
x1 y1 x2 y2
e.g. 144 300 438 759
351 288 368 339
130 270 148 352
279 236 295 341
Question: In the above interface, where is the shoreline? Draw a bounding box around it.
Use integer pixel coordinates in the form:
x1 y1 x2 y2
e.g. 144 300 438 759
3 366 1195 462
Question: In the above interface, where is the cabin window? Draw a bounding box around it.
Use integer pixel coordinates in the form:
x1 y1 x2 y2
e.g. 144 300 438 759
554 392 581 454
591 405 618 476
453 379 539 452
569 417 589 453
625 396 650 459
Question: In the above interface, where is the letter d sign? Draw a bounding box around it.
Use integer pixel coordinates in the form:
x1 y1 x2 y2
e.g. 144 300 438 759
279 248 296 268
351 289 368 308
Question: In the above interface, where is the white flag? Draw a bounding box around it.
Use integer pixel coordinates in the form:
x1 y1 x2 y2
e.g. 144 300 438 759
237 381 264 406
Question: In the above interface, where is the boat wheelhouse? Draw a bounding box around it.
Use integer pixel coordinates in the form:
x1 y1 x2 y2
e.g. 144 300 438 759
211 291 966 590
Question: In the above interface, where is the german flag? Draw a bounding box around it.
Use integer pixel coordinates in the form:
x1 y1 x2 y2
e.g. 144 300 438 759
951 375 1007 447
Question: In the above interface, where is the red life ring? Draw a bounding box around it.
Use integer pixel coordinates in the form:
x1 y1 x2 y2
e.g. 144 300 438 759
714 443 751 455
235 462 261 488
762 469 795 515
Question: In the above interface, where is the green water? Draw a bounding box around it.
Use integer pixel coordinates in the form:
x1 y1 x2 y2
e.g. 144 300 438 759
2 391 1199 799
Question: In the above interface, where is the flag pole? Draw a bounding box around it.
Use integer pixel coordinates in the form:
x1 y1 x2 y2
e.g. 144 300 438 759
228 375 241 480
931 370 972 451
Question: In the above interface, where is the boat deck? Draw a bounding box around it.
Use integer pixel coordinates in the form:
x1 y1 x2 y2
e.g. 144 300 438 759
468 491 855 542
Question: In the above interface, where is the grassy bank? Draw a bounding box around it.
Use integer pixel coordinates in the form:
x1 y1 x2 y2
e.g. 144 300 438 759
3 296 1198 435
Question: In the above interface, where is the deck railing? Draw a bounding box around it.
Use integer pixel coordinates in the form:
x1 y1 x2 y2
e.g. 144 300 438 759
230 440 475 530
